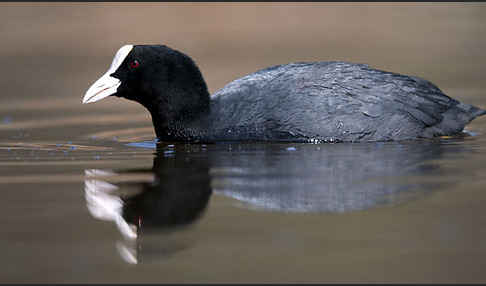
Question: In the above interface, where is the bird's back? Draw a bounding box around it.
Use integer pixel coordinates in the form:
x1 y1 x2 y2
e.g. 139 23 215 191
207 61 485 142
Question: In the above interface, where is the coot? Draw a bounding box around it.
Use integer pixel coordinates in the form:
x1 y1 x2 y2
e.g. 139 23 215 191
83 45 485 143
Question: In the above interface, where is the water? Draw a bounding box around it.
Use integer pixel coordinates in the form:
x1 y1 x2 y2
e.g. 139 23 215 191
1 100 486 283
2 3 486 283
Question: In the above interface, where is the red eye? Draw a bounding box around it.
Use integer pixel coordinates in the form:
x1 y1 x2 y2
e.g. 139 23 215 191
129 60 140 69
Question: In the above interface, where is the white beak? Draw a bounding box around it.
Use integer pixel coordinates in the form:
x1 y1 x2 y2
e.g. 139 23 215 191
82 72 121 104
82 45 134 104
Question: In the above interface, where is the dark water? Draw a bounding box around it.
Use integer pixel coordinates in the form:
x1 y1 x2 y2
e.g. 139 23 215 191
1 3 486 283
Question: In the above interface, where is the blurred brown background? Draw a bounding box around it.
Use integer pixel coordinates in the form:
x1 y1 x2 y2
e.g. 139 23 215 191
2 3 486 95
0 3 485 138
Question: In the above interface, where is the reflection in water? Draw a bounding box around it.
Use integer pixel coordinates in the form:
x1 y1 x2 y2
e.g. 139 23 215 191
84 139 469 264
84 144 212 264
211 141 454 213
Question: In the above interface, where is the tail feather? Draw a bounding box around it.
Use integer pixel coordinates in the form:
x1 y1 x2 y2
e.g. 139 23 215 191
422 102 485 137
457 102 486 122
470 106 486 119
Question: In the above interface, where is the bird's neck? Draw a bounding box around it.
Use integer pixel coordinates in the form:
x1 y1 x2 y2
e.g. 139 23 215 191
147 89 211 143
150 113 210 142
140 53 212 142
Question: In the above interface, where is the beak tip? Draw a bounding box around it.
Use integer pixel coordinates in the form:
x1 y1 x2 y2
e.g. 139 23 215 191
82 95 92 104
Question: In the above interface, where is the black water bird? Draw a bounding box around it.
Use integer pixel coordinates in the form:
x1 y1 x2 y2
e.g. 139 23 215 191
83 45 485 143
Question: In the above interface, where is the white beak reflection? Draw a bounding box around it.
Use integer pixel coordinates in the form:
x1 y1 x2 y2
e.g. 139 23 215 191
83 162 209 265
84 169 138 264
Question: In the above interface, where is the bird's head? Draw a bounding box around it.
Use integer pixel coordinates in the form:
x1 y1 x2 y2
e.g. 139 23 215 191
83 45 210 122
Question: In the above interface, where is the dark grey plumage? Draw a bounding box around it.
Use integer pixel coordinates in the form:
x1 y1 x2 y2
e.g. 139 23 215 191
207 61 485 142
